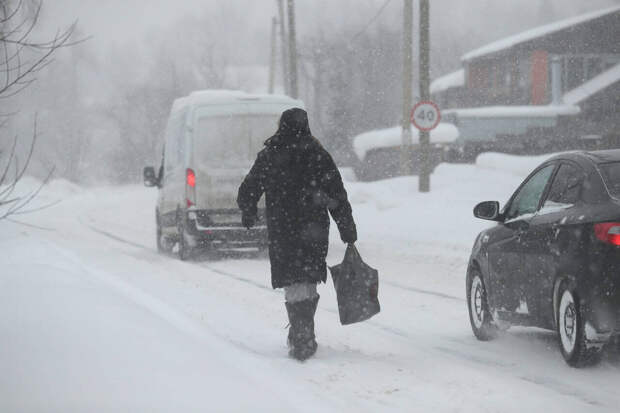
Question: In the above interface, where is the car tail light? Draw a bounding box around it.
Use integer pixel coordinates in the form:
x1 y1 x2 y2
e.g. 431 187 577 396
594 222 620 246
186 168 196 207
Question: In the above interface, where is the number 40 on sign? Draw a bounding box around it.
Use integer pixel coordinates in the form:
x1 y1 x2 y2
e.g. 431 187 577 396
411 101 441 131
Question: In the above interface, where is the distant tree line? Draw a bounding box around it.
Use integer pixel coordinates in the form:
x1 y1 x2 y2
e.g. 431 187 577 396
4 0 617 185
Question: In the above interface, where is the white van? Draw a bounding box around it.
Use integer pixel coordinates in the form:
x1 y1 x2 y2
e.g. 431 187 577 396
143 90 304 259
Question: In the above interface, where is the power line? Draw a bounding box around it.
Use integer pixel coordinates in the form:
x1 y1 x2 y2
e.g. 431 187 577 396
350 0 394 43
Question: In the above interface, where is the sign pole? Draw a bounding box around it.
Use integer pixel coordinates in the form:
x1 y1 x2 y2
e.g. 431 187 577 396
287 0 299 99
418 0 431 192
269 17 277 94
400 0 413 176
276 0 289 95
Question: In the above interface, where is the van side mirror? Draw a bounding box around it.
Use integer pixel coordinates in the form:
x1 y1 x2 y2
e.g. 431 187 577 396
474 201 501 221
143 166 159 187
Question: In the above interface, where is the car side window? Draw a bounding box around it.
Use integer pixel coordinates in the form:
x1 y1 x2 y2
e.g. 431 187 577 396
505 165 555 221
541 163 583 212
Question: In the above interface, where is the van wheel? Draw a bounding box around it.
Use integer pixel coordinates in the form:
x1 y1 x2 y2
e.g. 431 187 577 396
556 282 602 367
257 242 269 258
467 269 497 341
177 218 193 261
156 213 173 254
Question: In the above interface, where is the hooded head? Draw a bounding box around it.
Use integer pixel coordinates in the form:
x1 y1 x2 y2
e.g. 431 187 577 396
275 108 312 140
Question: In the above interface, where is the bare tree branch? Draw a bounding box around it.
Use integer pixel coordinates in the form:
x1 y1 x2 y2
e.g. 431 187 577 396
0 0 80 221
0 1 85 98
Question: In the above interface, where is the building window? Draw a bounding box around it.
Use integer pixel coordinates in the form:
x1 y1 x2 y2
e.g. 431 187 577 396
566 56 585 90
554 54 620 92
603 55 620 70
518 58 530 89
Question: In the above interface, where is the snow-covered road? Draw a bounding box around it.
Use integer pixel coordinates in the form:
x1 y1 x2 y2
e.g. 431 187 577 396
2 154 620 412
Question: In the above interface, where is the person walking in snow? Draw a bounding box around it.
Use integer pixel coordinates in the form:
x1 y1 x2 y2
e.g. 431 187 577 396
237 108 357 361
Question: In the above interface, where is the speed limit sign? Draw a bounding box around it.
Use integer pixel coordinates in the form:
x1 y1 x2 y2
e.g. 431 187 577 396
411 101 441 131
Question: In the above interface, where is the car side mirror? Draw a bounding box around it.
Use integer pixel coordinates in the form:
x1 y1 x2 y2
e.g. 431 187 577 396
143 166 159 188
474 201 501 221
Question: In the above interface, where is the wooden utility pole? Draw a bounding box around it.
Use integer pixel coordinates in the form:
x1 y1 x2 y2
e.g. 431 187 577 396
400 0 414 176
276 0 289 95
287 0 299 98
418 0 431 192
269 17 277 94
312 37 324 133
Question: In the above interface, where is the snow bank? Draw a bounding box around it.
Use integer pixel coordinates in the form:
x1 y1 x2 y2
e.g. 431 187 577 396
342 154 549 254
352 123 459 161
0 176 83 219
430 69 465 94
444 105 580 119
475 152 554 177
340 152 565 257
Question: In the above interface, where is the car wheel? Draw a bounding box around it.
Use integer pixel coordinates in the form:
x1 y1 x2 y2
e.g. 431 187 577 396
467 269 497 341
556 282 601 367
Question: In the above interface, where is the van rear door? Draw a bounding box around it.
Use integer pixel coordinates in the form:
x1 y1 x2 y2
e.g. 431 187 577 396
191 103 296 213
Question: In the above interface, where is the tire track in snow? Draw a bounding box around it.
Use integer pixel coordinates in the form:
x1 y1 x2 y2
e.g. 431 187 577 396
381 280 463 302
83 220 463 302
433 346 609 409
82 219 276 292
82 220 149 250
82 221 458 342
81 221 619 410
81 222 446 342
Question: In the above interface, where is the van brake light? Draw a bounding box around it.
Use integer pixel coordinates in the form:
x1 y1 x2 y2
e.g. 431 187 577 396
186 168 196 208
594 222 620 246
186 168 196 188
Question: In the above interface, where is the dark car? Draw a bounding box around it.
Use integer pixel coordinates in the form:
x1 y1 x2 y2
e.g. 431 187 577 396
467 150 620 367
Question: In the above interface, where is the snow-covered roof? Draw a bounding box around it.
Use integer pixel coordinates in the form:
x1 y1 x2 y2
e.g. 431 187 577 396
430 69 465 94
444 105 580 119
563 63 620 105
171 90 304 114
462 6 620 62
352 123 459 161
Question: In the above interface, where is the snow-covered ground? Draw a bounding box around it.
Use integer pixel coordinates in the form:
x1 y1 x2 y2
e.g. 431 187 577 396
2 153 620 412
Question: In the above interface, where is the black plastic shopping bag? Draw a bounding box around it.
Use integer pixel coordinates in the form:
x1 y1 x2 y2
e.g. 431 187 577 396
329 244 380 325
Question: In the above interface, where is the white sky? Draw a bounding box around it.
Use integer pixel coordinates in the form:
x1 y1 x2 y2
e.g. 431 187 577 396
40 0 378 56
39 0 617 62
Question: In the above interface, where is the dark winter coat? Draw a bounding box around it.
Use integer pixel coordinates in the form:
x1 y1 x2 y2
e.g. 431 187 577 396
237 108 357 289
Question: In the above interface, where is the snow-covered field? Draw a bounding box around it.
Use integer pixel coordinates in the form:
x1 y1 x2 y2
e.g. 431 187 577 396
2 153 620 412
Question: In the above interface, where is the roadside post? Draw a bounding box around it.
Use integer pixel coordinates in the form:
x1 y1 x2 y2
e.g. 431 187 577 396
418 0 431 192
269 17 277 94
276 0 289 95
411 100 440 190
400 0 414 176
287 0 298 98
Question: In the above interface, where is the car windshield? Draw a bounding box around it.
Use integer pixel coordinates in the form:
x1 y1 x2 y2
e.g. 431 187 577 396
194 114 279 166
599 162 620 198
